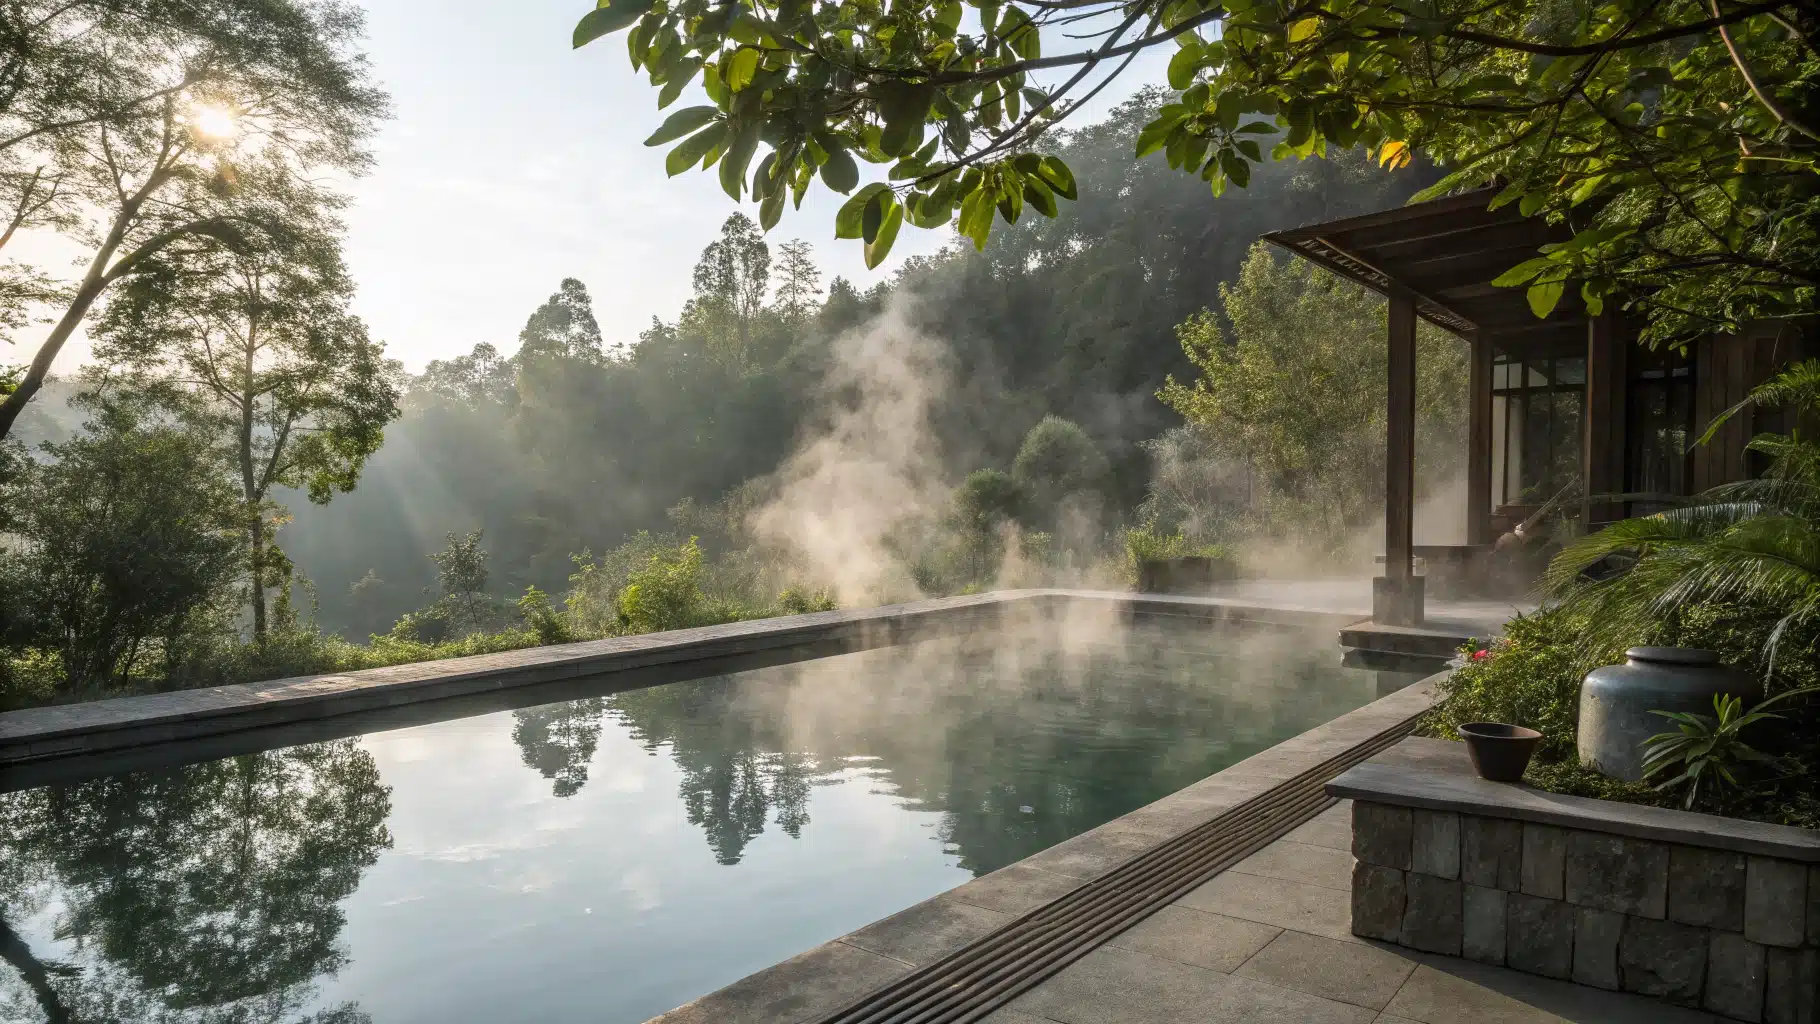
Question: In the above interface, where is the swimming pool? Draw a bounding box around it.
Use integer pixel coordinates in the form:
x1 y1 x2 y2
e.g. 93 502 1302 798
0 615 1383 1023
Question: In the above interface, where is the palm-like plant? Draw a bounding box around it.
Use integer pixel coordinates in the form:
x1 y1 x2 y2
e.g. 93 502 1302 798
1641 687 1820 810
1545 360 1820 666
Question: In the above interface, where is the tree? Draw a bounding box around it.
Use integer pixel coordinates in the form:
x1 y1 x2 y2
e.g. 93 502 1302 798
1157 243 1467 545
575 0 1817 341
515 278 604 362
0 0 387 442
0 401 240 694
1012 416 1107 520
90 177 402 642
771 239 822 322
686 213 770 364
428 529 491 632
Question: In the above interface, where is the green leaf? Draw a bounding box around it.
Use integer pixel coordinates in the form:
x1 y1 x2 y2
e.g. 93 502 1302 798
1167 44 1202 91
760 187 785 231
958 188 993 249
726 47 761 92
1022 176 1056 217
821 147 859 193
1491 257 1553 287
719 127 760 199
665 122 728 176
863 199 902 268
1036 156 1075 200
573 0 654 48
861 190 886 243
645 106 720 147
836 183 891 239
1526 275 1566 318
1135 121 1173 159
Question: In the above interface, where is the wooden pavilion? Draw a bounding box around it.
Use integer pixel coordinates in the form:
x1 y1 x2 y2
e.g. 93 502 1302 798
1263 188 1814 626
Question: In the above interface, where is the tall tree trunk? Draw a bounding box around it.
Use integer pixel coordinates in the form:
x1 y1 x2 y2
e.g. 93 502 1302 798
249 512 267 641
240 319 263 641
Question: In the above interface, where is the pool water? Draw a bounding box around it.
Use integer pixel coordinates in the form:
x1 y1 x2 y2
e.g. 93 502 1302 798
0 618 1382 1024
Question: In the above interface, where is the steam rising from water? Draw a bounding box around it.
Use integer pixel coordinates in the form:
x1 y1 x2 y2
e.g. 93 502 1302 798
751 299 953 605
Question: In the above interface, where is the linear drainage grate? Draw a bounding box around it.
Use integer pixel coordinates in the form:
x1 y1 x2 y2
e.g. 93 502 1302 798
813 719 1418 1024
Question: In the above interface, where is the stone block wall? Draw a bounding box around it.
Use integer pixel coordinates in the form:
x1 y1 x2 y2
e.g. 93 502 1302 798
1352 802 1820 1023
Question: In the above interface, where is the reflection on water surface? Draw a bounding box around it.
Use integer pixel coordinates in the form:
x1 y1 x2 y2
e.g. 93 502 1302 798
0 618 1381 1023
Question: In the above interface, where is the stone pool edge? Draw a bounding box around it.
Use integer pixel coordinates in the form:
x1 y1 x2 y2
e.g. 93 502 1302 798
0 588 1362 767
645 666 1449 1024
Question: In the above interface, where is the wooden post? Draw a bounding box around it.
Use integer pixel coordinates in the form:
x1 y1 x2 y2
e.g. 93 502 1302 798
1375 291 1424 625
1386 292 1417 580
1584 312 1627 528
1467 332 1493 545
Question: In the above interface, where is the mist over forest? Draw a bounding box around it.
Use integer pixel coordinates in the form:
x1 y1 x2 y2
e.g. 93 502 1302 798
1 86 1469 703
263 91 1433 638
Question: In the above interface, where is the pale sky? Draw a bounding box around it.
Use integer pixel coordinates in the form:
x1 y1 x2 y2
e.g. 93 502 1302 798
31 0 1166 374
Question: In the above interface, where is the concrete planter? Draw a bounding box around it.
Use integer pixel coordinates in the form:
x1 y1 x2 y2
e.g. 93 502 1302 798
1330 738 1820 1023
1579 647 1759 782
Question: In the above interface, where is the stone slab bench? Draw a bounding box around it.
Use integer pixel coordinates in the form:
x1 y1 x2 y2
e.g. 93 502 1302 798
1327 737 1820 1023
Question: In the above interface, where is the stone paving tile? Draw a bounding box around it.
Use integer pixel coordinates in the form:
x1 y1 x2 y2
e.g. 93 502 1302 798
840 894 1011 967
1283 801 1354 850
1381 959 1730 1024
946 862 1084 915
1233 929 1417 1010
1374 1016 1422 1024
1105 904 1282 972
647 939 911 1024
1018 823 1169 880
1006 945 1378 1024
979 1010 1065 1023
1176 868 1362 943
1230 838 1357 891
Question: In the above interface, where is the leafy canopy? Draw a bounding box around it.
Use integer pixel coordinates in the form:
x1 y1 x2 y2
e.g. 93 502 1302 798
574 0 1818 340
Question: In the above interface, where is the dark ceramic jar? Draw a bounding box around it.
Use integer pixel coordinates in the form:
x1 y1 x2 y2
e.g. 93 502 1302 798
1578 647 1760 782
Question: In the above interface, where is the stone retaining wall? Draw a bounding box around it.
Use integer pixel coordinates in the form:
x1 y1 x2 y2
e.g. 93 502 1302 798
1351 801 1818 1022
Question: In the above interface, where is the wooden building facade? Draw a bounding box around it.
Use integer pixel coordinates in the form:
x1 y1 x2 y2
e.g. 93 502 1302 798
1263 189 1813 626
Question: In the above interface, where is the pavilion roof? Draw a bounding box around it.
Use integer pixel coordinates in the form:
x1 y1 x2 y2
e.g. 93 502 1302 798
1262 188 1584 346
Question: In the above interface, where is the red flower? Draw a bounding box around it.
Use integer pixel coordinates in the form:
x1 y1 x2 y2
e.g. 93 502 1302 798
1471 648 1491 661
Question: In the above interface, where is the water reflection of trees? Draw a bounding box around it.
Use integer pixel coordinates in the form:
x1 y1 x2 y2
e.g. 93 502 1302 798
512 698 607 797
609 682 817 865
0 739 392 1023
574 628 1372 875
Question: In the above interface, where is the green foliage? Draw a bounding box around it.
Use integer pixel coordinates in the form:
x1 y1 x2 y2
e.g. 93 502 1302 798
1012 416 1107 513
89 177 404 639
1156 244 1467 549
518 586 579 645
1546 360 1820 667
1423 607 1622 762
618 537 712 634
1642 690 1813 809
0 0 388 444
1421 598 1820 824
0 403 240 701
573 0 1818 341
429 529 493 632
1122 527 1233 587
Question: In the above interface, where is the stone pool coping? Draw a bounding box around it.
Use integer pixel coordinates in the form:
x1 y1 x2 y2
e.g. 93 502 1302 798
1328 738 1820 862
646 665 1448 1024
0 588 1363 768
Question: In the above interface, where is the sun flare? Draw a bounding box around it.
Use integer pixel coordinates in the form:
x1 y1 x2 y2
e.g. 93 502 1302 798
191 103 238 140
